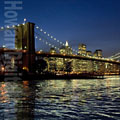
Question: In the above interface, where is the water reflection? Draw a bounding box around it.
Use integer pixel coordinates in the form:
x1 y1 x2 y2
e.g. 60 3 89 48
0 81 36 120
0 76 120 120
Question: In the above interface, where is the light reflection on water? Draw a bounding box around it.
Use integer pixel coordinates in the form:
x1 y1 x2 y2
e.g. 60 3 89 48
0 76 120 120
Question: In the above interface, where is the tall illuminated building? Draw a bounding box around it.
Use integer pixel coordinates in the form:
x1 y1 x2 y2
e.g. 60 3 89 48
93 49 102 58
78 44 86 56
59 41 72 55
58 41 73 72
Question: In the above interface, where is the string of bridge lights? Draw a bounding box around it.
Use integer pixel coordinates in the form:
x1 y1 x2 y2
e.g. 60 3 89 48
0 24 26 31
35 25 78 53
0 19 27 31
0 25 15 31
35 33 60 51
35 32 78 53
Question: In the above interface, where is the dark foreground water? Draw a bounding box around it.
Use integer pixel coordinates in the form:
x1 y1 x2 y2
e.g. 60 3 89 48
0 76 120 120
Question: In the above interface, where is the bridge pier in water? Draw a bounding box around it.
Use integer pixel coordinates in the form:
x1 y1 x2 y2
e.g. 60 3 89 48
15 22 35 73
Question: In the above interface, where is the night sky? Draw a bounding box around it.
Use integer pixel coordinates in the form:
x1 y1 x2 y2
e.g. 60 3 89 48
0 0 120 57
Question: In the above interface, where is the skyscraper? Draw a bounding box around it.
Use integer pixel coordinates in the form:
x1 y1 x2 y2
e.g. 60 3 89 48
78 44 86 56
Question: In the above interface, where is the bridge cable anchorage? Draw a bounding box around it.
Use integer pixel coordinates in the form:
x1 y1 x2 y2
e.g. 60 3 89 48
35 25 78 54
35 33 59 51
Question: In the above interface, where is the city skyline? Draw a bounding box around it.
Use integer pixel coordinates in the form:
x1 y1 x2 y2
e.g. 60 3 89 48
0 0 120 57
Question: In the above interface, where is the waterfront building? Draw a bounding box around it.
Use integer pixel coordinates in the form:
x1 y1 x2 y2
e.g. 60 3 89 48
50 47 56 54
48 57 56 72
56 58 64 71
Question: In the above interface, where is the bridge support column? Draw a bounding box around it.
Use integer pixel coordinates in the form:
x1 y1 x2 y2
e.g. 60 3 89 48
15 22 35 73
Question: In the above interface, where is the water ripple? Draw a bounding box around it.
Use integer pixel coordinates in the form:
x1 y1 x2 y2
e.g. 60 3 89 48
0 76 120 120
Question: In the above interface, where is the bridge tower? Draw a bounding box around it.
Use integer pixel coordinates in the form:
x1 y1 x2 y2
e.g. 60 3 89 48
15 22 35 73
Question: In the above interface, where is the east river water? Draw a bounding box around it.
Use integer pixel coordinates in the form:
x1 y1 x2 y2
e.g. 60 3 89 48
0 76 120 120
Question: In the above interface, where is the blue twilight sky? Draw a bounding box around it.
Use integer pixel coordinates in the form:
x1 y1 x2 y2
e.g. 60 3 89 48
0 0 120 57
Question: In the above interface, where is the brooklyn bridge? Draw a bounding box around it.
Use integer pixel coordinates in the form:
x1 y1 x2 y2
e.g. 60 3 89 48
0 21 120 78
